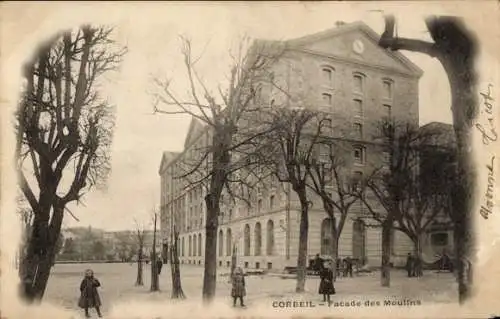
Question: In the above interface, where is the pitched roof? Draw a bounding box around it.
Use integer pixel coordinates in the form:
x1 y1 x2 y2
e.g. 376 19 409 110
184 117 207 149
279 21 423 78
158 150 182 175
159 21 425 172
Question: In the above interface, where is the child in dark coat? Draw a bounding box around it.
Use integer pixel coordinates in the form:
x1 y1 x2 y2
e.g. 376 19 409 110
78 269 102 318
231 267 246 307
318 261 335 304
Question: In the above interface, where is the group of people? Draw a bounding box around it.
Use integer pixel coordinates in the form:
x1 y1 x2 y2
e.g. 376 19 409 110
230 260 338 308
313 254 355 278
405 253 423 277
79 262 337 316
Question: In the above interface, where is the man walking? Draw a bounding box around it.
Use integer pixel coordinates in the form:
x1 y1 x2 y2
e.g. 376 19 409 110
406 253 414 277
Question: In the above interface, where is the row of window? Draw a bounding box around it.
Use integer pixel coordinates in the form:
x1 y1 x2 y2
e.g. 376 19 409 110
241 221 275 256
320 67 394 99
320 96 392 119
176 220 277 258
181 233 202 257
177 218 370 261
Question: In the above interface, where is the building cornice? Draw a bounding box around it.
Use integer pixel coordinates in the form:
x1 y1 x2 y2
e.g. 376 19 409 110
290 48 420 79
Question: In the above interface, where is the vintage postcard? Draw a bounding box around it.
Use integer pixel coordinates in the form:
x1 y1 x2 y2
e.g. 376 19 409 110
1 1 499 319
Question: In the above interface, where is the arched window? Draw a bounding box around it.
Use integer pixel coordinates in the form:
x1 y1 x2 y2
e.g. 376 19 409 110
198 233 202 256
269 195 275 209
352 219 366 264
322 93 333 106
321 218 333 255
218 230 224 257
193 234 197 256
266 220 275 256
382 79 394 99
181 237 185 257
383 104 392 119
188 235 192 257
321 66 335 87
353 122 363 139
244 224 251 256
353 146 365 165
254 222 262 256
353 99 363 118
226 228 232 256
353 73 365 94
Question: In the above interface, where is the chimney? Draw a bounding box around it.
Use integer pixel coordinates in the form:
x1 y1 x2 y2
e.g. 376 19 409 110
335 21 346 27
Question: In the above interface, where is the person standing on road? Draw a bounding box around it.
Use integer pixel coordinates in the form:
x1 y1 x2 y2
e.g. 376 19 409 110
345 257 353 277
231 267 246 307
406 253 414 277
78 269 103 318
413 256 423 277
156 257 163 275
318 261 336 305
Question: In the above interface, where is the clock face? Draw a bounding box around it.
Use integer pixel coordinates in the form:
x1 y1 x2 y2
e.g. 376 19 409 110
352 40 365 54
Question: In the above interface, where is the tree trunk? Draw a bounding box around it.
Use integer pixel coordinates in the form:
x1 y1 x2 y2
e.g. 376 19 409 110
230 244 237 283
413 234 423 277
295 190 309 293
150 216 159 292
329 217 339 281
19 204 64 302
202 193 219 302
136 248 144 286
170 231 185 299
380 219 392 287
379 16 477 303
443 54 476 304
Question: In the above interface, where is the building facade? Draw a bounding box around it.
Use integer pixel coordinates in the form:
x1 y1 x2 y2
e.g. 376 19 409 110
159 21 428 270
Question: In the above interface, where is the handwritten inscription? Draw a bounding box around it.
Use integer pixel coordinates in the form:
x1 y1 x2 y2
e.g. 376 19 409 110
476 84 496 220
480 156 495 219
476 84 497 145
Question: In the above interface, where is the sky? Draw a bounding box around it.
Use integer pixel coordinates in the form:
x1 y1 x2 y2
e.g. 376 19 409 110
2 2 498 232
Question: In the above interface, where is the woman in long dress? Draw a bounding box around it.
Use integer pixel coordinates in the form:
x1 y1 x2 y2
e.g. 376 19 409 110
318 261 335 304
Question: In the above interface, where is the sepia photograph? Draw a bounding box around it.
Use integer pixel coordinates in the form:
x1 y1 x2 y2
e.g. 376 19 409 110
0 2 499 319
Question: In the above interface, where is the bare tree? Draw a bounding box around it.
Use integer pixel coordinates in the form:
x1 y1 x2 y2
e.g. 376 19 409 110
17 196 34 276
15 25 125 302
152 37 281 302
378 14 477 303
358 120 452 285
150 209 160 292
170 225 185 299
304 142 359 280
134 221 146 287
260 107 332 292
